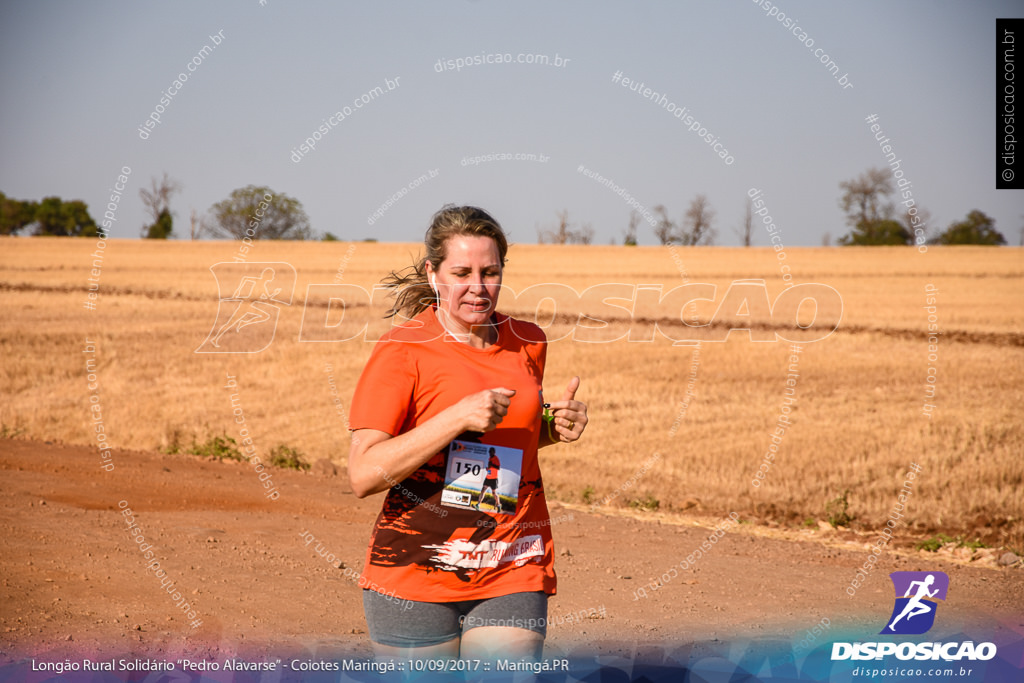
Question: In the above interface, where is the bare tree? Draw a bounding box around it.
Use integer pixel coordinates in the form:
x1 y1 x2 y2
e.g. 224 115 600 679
682 194 716 246
652 205 678 245
139 173 181 238
538 209 571 244
623 211 639 246
196 211 217 239
538 210 592 244
732 197 753 247
576 222 594 245
839 167 894 229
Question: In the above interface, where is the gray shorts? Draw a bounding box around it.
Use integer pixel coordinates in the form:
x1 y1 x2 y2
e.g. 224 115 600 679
362 589 548 648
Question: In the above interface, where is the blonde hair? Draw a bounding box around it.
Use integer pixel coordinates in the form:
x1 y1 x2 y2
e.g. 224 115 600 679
382 205 509 319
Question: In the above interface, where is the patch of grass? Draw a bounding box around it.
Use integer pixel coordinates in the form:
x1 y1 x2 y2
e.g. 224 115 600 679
581 485 596 505
916 534 989 552
0 423 26 439
165 433 244 461
916 534 955 552
825 489 854 528
161 427 188 455
628 494 660 511
269 444 310 471
192 435 244 461
803 517 817 528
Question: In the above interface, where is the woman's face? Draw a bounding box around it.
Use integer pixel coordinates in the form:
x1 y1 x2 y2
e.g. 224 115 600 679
427 234 502 332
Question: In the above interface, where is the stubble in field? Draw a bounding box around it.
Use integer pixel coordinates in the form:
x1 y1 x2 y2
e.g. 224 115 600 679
2 239 1021 548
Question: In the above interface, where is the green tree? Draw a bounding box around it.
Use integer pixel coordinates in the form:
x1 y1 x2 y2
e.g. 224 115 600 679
206 185 312 240
0 192 38 235
837 168 911 245
838 219 910 246
936 210 1006 245
145 208 174 239
32 197 98 236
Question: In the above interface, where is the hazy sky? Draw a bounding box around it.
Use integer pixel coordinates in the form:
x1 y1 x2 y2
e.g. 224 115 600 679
1 0 1020 246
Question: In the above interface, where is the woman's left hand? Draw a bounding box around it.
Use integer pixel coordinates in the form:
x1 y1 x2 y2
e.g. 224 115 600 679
546 376 588 443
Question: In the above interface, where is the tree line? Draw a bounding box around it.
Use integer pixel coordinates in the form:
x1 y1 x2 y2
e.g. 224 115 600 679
0 177 311 241
0 168 1014 245
835 167 1008 246
552 167 1011 246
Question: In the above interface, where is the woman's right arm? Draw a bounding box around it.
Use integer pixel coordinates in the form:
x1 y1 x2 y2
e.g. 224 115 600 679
347 387 516 498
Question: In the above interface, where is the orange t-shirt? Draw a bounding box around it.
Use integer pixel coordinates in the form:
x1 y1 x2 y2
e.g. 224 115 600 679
349 307 556 602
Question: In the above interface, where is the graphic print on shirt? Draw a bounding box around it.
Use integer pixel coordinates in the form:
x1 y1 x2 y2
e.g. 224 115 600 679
441 440 523 515
424 534 544 572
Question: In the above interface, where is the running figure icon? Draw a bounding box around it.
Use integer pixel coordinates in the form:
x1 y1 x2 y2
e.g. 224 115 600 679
196 261 296 354
879 570 949 635
888 574 938 631
210 268 282 348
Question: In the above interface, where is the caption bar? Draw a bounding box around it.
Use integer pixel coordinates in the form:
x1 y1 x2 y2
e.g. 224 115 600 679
997 18 1022 189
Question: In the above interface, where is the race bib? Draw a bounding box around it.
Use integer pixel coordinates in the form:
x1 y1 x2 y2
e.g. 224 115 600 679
440 440 522 515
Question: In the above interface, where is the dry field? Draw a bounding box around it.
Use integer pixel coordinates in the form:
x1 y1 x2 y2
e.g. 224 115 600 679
2 238 1022 549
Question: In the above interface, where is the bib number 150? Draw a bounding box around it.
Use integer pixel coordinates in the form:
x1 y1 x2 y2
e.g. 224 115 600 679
455 461 481 476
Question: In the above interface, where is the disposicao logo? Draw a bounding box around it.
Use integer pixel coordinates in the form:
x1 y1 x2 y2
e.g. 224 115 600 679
831 570 997 663
196 262 295 354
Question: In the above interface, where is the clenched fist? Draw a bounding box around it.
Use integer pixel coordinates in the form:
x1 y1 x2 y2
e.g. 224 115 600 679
457 387 516 433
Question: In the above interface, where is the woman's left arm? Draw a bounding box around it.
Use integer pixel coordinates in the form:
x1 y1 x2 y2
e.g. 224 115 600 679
539 376 588 447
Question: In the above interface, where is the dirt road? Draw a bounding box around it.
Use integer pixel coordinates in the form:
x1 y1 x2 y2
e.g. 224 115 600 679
1 439 1021 669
